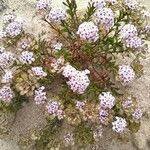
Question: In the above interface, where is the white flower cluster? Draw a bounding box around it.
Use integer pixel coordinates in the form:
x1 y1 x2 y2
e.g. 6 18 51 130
120 24 137 40
132 108 143 120
36 0 51 10
123 0 138 10
99 92 115 109
118 65 135 86
112 117 127 133
125 36 142 49
48 8 66 23
19 51 35 64
1 70 13 83
77 21 99 42
2 13 16 24
0 50 15 69
31 67 47 78
89 0 106 8
0 86 13 102
46 101 64 120
5 20 23 37
120 24 142 49
34 86 46 104
94 8 115 30
62 65 90 94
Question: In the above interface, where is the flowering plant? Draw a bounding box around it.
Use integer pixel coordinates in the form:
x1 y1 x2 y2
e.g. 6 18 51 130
0 0 150 149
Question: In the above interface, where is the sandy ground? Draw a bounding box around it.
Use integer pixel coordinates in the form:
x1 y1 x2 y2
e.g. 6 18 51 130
0 0 150 150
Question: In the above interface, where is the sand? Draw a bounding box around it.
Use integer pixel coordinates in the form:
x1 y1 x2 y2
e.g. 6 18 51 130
0 0 150 150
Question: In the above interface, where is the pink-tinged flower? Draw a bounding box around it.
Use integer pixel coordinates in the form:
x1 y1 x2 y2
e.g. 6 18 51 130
77 21 99 42
112 117 127 133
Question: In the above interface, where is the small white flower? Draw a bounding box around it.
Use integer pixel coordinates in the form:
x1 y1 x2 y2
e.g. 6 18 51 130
112 117 127 133
1 70 13 83
89 0 106 8
77 21 99 42
36 0 51 10
0 86 14 102
99 108 109 124
52 42 63 50
125 36 142 49
94 7 115 30
31 67 47 78
123 0 138 10
19 51 35 64
122 97 133 109
118 65 135 86
119 24 138 40
99 92 115 109
132 108 143 120
48 8 66 23
34 86 46 104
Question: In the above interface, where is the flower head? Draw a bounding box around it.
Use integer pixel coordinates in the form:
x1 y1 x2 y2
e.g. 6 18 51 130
112 117 127 133
2 13 16 24
118 65 135 86
0 51 15 69
77 21 99 42
123 0 138 10
99 92 115 109
94 7 115 30
31 67 47 78
0 86 14 102
132 108 143 120
36 0 51 10
63 65 90 94
119 24 138 40
5 20 23 37
1 70 13 83
48 8 66 23
19 51 35 64
125 36 142 49
89 0 106 8
34 86 46 104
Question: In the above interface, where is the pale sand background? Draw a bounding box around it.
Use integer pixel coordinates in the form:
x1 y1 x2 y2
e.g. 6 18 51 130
0 0 150 150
